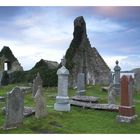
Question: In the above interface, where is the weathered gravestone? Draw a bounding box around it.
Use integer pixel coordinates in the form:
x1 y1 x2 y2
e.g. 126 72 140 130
32 72 42 97
77 73 86 95
108 83 116 104
3 87 24 129
134 72 140 92
34 86 47 118
114 60 121 95
116 75 137 123
54 56 70 111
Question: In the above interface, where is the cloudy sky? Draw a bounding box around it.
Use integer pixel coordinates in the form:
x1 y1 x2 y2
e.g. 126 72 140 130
0 6 140 71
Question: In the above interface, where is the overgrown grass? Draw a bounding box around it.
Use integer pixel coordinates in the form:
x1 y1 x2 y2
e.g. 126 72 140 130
0 84 140 134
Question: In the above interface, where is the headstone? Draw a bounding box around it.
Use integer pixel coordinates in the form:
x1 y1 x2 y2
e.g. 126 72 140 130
116 75 137 123
108 71 114 84
54 56 70 111
134 72 140 92
77 73 86 95
114 60 121 95
3 87 24 129
32 72 42 97
34 86 47 118
108 83 116 104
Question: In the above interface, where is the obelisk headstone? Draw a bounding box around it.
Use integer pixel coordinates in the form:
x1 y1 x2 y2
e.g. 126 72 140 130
54 56 70 111
116 75 137 123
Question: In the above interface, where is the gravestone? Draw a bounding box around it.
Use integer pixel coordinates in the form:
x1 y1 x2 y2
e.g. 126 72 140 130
114 60 121 95
108 71 114 84
34 86 47 118
134 72 140 91
116 75 137 123
108 83 116 104
54 56 70 111
4 87 24 129
32 72 42 97
77 73 86 95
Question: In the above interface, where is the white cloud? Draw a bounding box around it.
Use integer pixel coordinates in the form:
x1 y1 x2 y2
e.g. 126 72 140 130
0 7 140 72
104 55 140 71
87 18 125 33
104 55 127 71
0 39 67 70
120 55 140 71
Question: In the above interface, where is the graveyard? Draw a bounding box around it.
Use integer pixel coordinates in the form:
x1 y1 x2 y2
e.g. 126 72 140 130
0 83 140 134
0 14 140 134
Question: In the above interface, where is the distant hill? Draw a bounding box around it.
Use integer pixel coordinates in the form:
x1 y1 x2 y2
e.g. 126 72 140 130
9 59 59 87
131 68 140 73
32 59 59 70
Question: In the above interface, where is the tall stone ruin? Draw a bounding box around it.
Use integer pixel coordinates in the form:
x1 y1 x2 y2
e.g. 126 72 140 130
0 46 23 85
65 16 110 87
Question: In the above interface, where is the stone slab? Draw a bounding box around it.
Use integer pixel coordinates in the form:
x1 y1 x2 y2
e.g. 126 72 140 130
0 96 5 101
116 115 137 123
19 86 32 94
71 95 99 103
24 107 35 117
70 100 118 111
101 86 109 92
2 106 35 117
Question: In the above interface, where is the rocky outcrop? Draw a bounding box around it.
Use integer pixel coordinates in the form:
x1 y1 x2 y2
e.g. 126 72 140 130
65 16 110 87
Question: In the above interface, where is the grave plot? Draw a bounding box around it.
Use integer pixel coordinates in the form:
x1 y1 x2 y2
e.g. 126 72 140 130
70 96 119 111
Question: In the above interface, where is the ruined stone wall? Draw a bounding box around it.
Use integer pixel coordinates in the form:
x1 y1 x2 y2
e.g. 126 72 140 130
65 16 110 87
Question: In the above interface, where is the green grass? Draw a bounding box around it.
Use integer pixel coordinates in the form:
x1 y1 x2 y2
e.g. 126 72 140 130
0 84 140 134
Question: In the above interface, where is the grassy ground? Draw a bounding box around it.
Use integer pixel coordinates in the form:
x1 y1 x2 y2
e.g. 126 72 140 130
0 84 140 134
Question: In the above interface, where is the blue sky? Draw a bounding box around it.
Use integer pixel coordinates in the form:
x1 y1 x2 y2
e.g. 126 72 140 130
0 6 140 71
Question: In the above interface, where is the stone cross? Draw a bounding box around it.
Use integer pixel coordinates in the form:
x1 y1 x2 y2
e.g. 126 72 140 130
77 73 86 95
114 60 121 84
54 57 70 111
4 87 24 129
32 72 42 97
114 60 121 95
61 56 66 67
34 86 47 118
116 75 137 123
